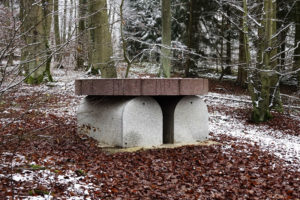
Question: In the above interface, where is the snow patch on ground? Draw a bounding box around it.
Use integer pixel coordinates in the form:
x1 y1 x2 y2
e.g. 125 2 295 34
204 92 251 108
197 72 237 81
0 153 101 199
0 153 27 168
204 93 300 172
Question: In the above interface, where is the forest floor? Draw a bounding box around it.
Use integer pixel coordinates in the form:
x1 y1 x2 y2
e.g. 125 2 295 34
0 67 300 199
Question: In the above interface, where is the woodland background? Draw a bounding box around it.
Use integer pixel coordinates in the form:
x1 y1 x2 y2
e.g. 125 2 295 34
0 0 300 199
1 0 300 121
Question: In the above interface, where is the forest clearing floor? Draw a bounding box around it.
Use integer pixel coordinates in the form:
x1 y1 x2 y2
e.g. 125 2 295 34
0 67 300 199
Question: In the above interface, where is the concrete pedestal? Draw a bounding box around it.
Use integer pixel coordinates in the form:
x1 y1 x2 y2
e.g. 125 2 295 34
77 96 163 148
174 96 209 143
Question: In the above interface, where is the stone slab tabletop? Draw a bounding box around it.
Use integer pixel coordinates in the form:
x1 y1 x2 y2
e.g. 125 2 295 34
75 78 208 96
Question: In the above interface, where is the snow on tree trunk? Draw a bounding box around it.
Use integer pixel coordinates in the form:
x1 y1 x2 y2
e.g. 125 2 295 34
248 0 283 122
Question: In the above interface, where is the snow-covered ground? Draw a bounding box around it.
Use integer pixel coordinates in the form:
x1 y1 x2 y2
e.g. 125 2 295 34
1 67 300 198
0 153 100 200
204 93 300 172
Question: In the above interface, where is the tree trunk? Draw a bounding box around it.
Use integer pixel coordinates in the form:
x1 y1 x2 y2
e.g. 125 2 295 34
68 0 74 39
89 0 117 77
224 7 232 75
76 0 88 70
219 13 225 80
256 11 264 70
294 0 300 88
53 0 62 65
20 0 53 84
2 0 9 7
62 0 67 43
279 30 287 70
1 0 9 7
185 0 194 77
120 0 131 78
237 15 247 87
277 0 287 71
160 0 172 78
2 0 14 66
249 0 282 122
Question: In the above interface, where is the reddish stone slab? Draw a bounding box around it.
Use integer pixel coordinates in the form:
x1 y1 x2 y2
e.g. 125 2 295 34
156 79 179 95
141 79 157 95
123 79 142 95
180 78 203 95
75 78 208 96
81 79 94 95
93 79 114 95
203 79 209 94
75 80 82 95
113 79 124 95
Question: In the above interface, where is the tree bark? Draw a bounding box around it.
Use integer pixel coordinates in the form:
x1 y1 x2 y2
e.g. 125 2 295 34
224 7 232 75
0 0 10 8
76 0 88 70
249 0 282 122
20 0 53 84
89 0 117 77
294 0 300 88
62 0 67 43
2 0 9 7
219 13 225 81
237 14 247 87
68 0 74 39
53 0 62 65
160 0 172 78
185 0 194 77
120 0 131 78
279 30 287 70
277 0 287 71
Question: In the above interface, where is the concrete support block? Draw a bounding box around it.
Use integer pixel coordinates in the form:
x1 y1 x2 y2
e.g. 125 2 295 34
154 96 209 144
174 96 209 143
77 96 163 148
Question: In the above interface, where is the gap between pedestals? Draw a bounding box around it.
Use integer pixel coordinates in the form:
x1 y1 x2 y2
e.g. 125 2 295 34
154 96 183 144
154 95 209 145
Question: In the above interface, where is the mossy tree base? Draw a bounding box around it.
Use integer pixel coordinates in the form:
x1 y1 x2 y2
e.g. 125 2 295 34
20 0 53 85
251 109 273 123
249 71 283 123
25 70 53 85
90 67 100 75
90 65 117 78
